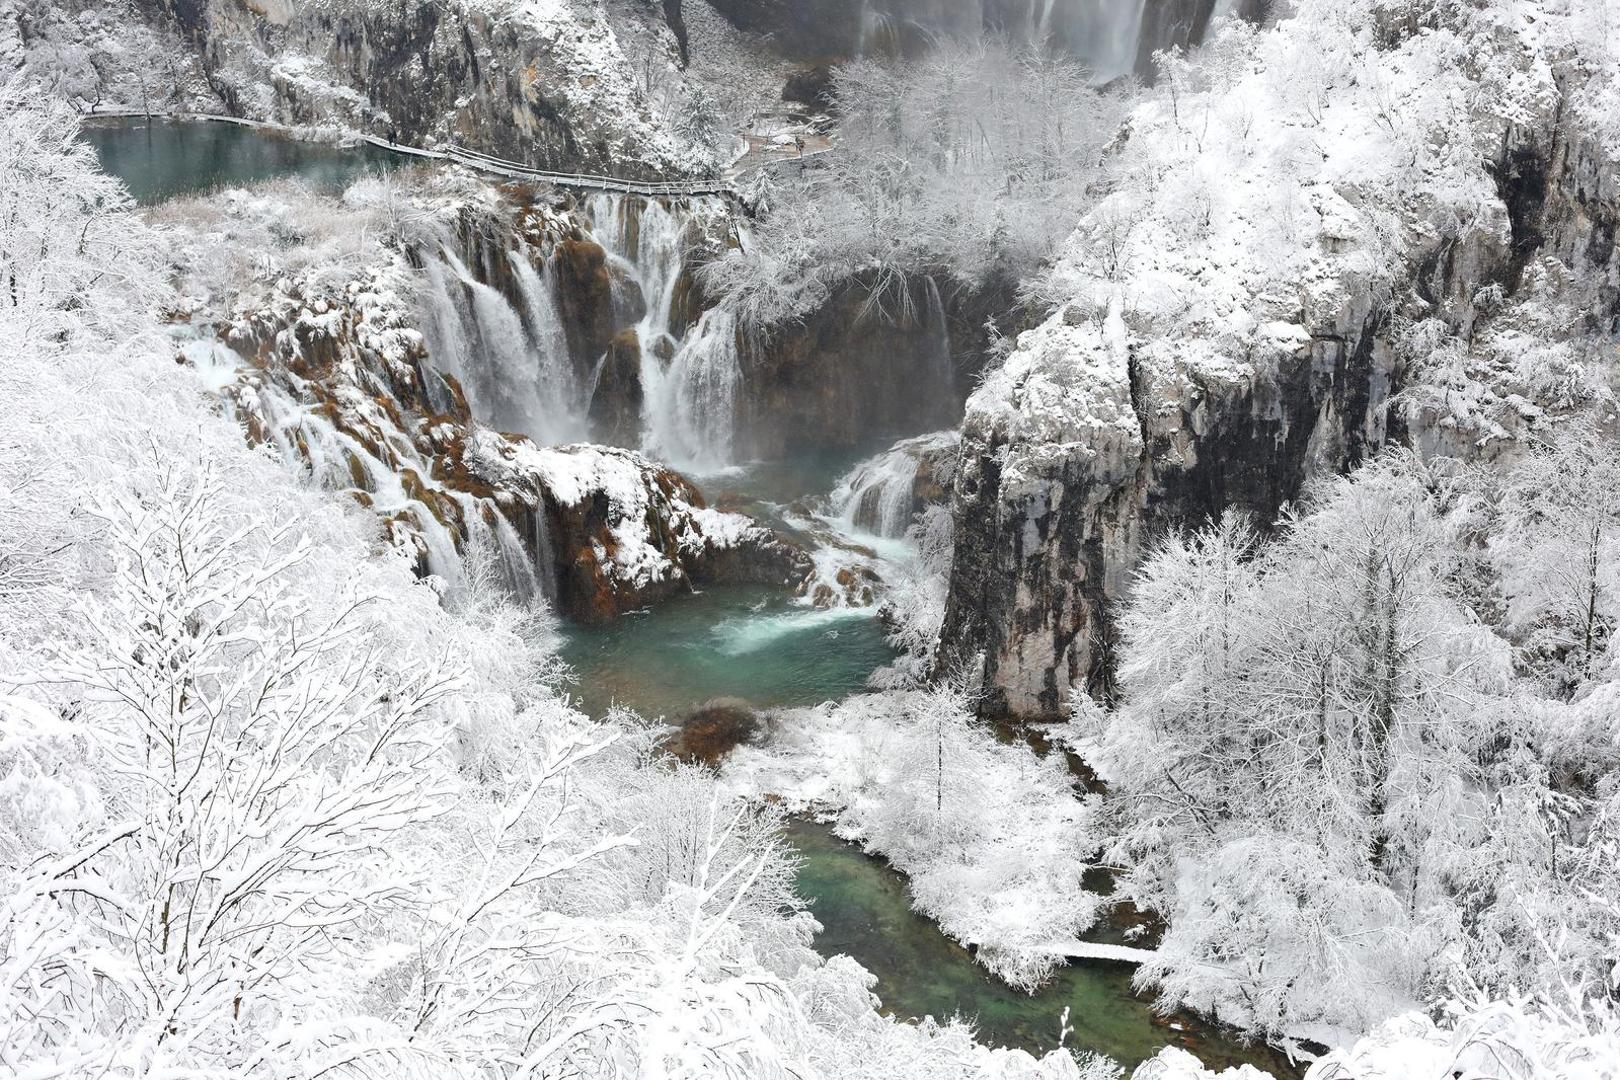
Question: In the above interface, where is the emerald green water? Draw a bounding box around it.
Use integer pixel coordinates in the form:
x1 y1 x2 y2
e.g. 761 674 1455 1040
559 584 895 720
81 117 409 205
788 820 1301 1076
560 450 900 722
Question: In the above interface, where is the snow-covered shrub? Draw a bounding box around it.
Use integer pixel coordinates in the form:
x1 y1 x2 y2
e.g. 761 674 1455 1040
700 40 1119 328
725 686 1103 992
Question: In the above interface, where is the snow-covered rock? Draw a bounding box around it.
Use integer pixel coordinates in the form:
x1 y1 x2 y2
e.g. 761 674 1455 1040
939 0 1614 719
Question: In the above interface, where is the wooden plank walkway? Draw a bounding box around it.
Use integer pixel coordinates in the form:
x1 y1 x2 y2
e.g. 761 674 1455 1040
82 108 750 198
1035 940 1158 965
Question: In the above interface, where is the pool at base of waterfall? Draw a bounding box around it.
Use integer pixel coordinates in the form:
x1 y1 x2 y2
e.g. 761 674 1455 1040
558 583 896 721
557 450 904 721
788 819 1305 1078
81 117 411 204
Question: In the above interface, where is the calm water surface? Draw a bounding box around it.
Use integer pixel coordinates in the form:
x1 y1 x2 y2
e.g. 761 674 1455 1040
81 117 409 204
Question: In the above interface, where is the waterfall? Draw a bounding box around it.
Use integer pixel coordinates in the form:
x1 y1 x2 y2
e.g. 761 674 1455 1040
659 307 742 471
921 275 954 412
419 258 475 416
825 430 960 540
239 359 555 608
418 242 588 445
585 193 742 473
468 509 549 603
1060 0 1149 80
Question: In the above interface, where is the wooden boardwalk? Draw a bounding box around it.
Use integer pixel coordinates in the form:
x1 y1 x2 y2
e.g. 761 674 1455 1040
1035 940 1158 965
83 109 763 198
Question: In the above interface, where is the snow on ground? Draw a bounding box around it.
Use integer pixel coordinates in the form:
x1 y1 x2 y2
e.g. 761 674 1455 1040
1133 995 1620 1080
723 689 1104 993
1301 996 1620 1080
1 87 1110 1080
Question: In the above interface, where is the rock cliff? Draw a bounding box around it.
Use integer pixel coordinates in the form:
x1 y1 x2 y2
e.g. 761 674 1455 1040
13 0 710 176
936 12 1616 719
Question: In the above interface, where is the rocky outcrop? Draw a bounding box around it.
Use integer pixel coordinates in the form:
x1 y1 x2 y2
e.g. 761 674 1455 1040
461 436 812 621
552 236 620 374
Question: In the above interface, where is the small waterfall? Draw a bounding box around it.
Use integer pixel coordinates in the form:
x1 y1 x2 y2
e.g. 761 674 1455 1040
1036 0 1059 43
246 380 468 588
921 275 954 412
781 430 959 611
586 193 742 473
418 242 588 445
655 307 742 472
241 367 550 608
825 430 961 540
532 509 559 604
1061 0 1149 80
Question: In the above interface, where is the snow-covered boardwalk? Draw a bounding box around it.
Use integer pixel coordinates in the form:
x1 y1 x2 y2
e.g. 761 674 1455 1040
82 109 751 197
1035 941 1157 965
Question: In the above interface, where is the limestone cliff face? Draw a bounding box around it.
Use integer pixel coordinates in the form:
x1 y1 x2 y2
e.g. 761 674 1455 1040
937 96 1620 720
126 0 698 176
732 273 1013 459
938 303 1398 718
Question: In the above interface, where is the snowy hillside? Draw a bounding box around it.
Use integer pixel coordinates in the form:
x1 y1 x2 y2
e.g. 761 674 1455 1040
5 1 1620 1078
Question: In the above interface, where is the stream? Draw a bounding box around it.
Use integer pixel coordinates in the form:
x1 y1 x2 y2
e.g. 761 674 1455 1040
89 118 1299 1078
791 820 1300 1075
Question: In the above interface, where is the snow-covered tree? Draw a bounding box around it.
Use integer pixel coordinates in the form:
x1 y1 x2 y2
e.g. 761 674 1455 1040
1491 418 1620 698
1097 456 1522 1038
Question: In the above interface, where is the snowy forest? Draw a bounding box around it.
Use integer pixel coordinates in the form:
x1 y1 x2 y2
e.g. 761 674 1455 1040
2 0 1620 1078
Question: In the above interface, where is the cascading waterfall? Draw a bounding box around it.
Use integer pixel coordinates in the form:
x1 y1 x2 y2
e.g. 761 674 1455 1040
1060 0 1148 80
418 240 589 445
586 193 742 474
239 359 550 607
825 431 961 540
